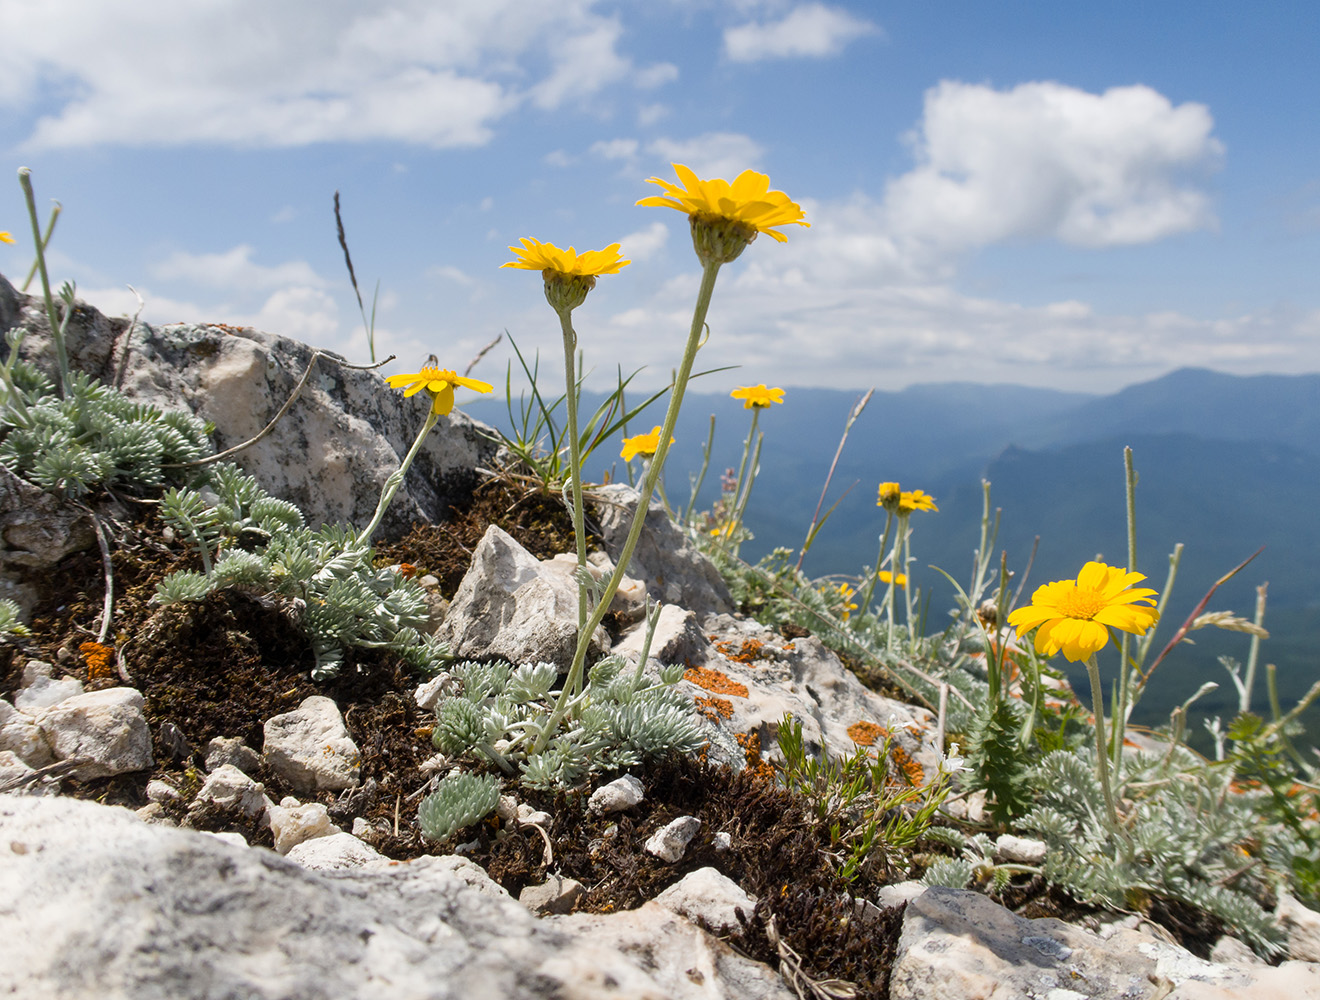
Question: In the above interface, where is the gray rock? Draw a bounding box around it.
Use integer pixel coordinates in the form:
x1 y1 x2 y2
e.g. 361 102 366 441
204 735 262 776
0 698 51 767
646 814 701 863
0 272 499 540
0 466 97 581
145 779 180 804
262 695 360 794
890 887 1299 1000
519 875 586 915
654 867 756 933
437 524 608 670
876 880 927 909
588 773 646 815
34 687 153 779
190 763 270 820
593 483 734 616
0 793 790 1000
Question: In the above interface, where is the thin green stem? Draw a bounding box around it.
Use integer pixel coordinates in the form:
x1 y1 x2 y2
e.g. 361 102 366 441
535 259 723 753
557 309 589 629
21 202 60 294
18 168 69 397
682 414 716 525
359 409 440 543
1085 653 1121 830
1241 583 1267 714
1113 447 1139 771
856 511 894 622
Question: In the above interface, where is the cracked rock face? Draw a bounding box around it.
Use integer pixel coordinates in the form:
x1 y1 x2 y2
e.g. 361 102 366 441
0 793 795 1000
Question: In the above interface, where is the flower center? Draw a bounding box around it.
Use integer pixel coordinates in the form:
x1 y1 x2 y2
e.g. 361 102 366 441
1056 586 1107 621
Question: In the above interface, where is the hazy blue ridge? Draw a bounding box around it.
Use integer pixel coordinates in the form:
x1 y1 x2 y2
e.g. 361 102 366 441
462 367 1320 750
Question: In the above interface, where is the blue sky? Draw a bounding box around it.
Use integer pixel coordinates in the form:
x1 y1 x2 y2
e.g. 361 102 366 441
2 0 1318 394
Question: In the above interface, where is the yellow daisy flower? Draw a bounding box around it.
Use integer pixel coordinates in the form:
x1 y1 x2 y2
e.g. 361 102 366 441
1007 561 1160 663
878 570 908 588
620 425 672 462
501 238 630 276
0 232 14 244
385 366 494 416
900 489 938 513
637 163 808 263
502 238 629 314
730 384 785 409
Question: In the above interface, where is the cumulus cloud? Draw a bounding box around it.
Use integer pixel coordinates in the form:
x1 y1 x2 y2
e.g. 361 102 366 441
724 3 878 62
4 0 675 150
884 81 1223 253
645 132 766 180
151 246 325 291
619 221 669 261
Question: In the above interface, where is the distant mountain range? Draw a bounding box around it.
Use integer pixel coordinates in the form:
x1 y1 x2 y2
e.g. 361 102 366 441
464 367 1320 747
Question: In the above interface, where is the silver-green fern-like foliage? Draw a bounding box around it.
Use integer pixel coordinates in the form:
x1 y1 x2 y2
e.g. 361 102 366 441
0 363 211 497
154 463 450 680
417 770 501 842
0 599 31 640
1019 747 1285 957
429 653 704 793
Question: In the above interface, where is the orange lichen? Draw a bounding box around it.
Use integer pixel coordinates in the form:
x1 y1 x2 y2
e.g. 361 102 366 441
683 666 749 698
397 562 419 579
888 742 926 788
735 730 776 783
79 641 115 680
847 721 888 747
715 638 768 665
694 695 734 722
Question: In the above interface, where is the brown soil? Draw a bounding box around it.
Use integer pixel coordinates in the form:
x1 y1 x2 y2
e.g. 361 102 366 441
2 475 906 997
0 472 1231 995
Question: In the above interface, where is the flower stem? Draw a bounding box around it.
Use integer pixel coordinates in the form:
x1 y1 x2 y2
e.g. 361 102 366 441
19 168 69 397
557 309 589 629
1085 653 1121 830
359 409 440 543
534 259 722 753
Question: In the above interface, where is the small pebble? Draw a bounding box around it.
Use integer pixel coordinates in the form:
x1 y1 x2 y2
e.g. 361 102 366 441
645 815 701 863
588 774 644 815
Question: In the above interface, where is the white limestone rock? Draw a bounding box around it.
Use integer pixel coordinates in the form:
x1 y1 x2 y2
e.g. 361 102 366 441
285 831 387 871
653 867 756 934
14 670 84 712
34 687 153 779
994 833 1048 866
0 698 52 767
204 736 262 776
262 695 360 794
588 774 645 815
190 763 270 820
890 887 1302 1000
0 792 792 1000
519 875 586 915
646 815 701 863
1278 892 1320 962
593 483 734 616
437 524 609 670
1 276 500 539
266 797 339 855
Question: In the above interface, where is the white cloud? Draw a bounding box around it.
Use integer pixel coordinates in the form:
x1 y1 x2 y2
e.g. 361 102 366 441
544 149 575 167
724 3 878 62
431 265 476 287
619 221 669 262
884 81 1223 253
151 246 325 292
645 133 766 180
590 138 641 161
4 0 669 150
637 103 669 127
